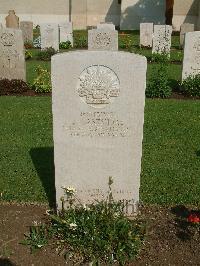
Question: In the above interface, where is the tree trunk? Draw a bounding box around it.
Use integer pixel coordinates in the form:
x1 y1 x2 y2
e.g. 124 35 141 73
165 0 174 25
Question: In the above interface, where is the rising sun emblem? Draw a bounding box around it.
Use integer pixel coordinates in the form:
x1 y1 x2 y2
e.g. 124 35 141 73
77 65 120 108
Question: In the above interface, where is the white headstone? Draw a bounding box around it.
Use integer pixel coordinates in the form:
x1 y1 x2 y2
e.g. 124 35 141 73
0 27 25 80
140 23 153 48
97 23 115 31
59 22 73 46
152 25 172 55
20 21 33 43
88 29 118 51
182 31 200 80
180 23 194 47
40 23 59 51
52 51 147 216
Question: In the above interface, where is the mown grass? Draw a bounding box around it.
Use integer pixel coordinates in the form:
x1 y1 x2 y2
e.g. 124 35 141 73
141 99 200 204
0 97 199 206
0 97 53 204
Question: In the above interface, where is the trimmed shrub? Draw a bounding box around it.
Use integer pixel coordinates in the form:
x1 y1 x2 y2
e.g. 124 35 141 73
146 63 172 98
180 74 200 97
32 66 51 93
59 41 72 50
151 53 170 63
74 35 87 49
37 47 57 61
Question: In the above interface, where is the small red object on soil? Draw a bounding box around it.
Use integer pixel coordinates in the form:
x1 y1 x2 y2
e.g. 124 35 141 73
188 213 200 223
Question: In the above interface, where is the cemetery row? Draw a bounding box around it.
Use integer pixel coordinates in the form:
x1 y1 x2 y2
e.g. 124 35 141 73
0 18 199 84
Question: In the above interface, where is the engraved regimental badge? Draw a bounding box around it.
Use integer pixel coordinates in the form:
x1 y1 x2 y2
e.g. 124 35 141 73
1 32 14 46
77 65 120 108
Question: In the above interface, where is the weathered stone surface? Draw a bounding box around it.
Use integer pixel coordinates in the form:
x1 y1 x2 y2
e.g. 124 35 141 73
40 23 59 50
140 23 153 48
152 25 172 55
5 10 19 29
0 27 25 80
182 31 200 80
180 23 194 47
97 23 115 30
88 29 118 51
20 21 33 43
59 22 73 46
52 51 147 215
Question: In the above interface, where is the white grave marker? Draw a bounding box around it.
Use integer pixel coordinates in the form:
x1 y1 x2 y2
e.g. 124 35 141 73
182 31 200 80
152 25 172 55
40 23 59 51
59 22 73 46
180 23 194 47
20 21 33 43
0 27 25 80
140 23 153 48
52 51 147 215
88 29 118 51
97 23 115 31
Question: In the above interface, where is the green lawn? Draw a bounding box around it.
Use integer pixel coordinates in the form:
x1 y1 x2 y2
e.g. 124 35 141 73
0 97 199 206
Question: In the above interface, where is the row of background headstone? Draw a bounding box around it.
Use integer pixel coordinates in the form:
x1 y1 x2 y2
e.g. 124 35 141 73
40 22 73 50
4 9 195 55
0 20 119 82
1 14 199 83
139 23 199 80
140 22 195 52
4 10 73 47
40 22 118 51
140 23 172 55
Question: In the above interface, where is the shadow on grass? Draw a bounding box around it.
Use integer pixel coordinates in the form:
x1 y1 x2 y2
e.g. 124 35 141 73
171 205 200 241
30 147 56 209
196 150 200 157
0 258 16 266
169 79 180 92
